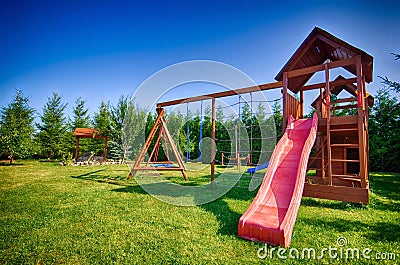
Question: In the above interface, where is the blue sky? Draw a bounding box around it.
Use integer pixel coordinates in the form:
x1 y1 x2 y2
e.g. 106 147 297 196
0 0 399 120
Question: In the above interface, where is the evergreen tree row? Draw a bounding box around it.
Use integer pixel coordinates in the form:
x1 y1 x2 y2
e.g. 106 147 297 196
0 90 146 164
1 77 400 173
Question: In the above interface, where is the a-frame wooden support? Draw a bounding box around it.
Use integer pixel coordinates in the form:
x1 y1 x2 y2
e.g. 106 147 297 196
127 107 188 181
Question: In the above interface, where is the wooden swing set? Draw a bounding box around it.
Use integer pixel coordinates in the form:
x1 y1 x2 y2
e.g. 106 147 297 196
127 108 188 181
128 27 373 204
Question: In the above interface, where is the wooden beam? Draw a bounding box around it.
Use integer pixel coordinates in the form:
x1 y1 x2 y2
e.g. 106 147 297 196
332 104 358 110
329 56 357 69
133 166 184 171
325 60 333 186
287 57 357 78
303 183 369 204
331 97 357 104
103 137 108 162
211 98 216 182
321 134 325 180
356 55 367 189
301 77 357 91
287 64 324 79
157 81 283 107
282 72 288 132
299 90 304 118
74 137 80 160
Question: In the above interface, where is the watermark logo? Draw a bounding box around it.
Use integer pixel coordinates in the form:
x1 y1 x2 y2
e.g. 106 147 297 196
336 236 347 247
257 236 397 261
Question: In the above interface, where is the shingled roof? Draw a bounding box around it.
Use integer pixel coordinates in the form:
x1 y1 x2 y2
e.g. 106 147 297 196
275 27 373 93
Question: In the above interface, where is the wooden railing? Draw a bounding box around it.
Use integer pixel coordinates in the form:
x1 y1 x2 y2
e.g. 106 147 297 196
286 93 301 119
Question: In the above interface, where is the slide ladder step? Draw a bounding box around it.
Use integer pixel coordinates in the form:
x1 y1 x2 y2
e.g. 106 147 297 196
332 174 361 182
330 128 358 133
331 143 359 148
331 159 360 163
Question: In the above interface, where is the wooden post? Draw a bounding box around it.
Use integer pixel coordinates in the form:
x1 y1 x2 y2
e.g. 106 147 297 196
321 133 325 180
319 86 324 118
237 152 240 171
235 126 239 169
318 87 325 179
299 90 304 119
325 60 333 186
363 74 370 185
282 72 288 132
103 137 108 162
211 98 216 182
74 137 80 160
356 55 367 188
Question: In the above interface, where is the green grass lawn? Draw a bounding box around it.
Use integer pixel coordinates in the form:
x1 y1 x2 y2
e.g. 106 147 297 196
1 161 399 264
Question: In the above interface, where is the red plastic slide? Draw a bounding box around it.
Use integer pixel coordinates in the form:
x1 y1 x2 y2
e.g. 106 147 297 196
238 113 318 247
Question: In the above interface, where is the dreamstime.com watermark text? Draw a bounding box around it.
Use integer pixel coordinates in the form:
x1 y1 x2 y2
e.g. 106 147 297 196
257 236 398 261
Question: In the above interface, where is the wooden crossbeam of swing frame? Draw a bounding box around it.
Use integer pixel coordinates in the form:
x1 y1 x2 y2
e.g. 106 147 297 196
156 82 283 107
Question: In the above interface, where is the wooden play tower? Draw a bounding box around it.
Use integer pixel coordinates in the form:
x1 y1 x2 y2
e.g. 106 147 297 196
275 27 373 204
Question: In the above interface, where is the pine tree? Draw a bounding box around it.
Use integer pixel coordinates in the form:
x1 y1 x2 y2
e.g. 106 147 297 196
71 97 90 129
0 90 36 164
122 101 147 161
165 110 184 161
91 100 111 156
69 97 91 157
369 88 400 172
109 95 128 160
272 101 283 141
379 53 400 93
36 91 68 159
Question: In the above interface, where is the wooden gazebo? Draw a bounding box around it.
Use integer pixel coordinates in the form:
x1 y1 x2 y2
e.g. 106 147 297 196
73 128 108 162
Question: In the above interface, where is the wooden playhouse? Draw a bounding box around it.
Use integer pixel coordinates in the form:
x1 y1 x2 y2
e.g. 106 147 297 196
275 27 373 204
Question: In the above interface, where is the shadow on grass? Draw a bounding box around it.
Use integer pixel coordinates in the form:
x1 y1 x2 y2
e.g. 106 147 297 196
300 216 400 243
200 185 258 236
110 172 258 237
200 197 241 236
301 197 365 210
112 185 149 195
71 169 129 186
370 173 400 201
0 162 24 166
369 173 400 212
72 169 105 178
